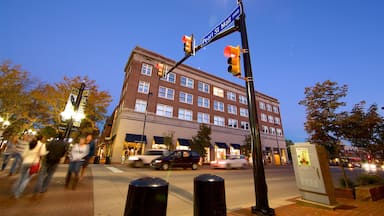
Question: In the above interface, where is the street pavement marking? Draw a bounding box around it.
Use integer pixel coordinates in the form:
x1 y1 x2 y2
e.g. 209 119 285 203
106 166 123 173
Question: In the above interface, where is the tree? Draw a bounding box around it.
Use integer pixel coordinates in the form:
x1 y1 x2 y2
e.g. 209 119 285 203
298 80 348 157
241 135 252 158
191 124 211 158
163 130 175 150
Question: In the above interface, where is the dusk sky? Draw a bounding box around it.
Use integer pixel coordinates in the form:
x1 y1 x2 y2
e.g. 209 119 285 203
1 0 383 142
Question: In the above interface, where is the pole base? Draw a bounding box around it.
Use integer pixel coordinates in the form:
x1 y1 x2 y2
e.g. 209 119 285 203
251 206 275 216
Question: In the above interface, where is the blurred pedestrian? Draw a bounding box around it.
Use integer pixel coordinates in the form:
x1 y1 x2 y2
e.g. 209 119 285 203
65 136 89 190
34 133 68 193
1 135 18 172
8 133 32 176
80 134 95 179
12 135 48 198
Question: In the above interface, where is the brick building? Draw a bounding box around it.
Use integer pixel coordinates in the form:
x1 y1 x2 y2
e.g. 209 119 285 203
103 46 287 165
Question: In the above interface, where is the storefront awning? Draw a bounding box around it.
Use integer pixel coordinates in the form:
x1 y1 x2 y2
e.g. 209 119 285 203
178 138 191 146
215 142 228 149
125 133 147 144
153 136 164 144
230 144 241 150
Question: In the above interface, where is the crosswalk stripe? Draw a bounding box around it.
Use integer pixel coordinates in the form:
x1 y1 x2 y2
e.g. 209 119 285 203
106 166 123 173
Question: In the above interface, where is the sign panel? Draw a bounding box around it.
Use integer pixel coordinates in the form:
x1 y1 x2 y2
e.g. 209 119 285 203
201 5 242 47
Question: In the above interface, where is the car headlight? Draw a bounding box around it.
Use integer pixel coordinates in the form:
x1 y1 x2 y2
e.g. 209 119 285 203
154 159 162 163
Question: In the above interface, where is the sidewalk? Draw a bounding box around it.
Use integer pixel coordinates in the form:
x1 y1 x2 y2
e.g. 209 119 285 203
1 164 384 216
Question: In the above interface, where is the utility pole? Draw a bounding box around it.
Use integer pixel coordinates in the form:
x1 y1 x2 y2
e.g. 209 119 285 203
64 82 86 139
238 0 274 215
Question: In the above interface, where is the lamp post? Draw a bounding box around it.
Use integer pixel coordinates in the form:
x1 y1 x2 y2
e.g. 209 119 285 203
139 92 152 154
274 124 282 165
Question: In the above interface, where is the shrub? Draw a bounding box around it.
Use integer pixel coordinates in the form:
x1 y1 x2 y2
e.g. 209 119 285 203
356 174 384 186
339 177 355 188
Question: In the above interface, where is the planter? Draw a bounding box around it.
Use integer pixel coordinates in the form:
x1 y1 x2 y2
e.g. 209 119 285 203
335 187 355 199
355 184 384 201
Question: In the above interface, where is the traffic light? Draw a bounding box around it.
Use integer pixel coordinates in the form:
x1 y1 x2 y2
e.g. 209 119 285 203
182 35 194 55
224 45 241 76
156 63 165 78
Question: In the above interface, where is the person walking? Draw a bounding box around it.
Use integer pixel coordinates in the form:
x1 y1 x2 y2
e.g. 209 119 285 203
8 133 32 176
12 135 48 198
34 133 68 193
1 135 18 172
80 133 95 179
65 136 89 190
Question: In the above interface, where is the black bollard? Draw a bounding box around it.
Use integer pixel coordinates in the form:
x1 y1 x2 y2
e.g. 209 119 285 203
124 177 169 216
194 174 226 216
93 156 100 164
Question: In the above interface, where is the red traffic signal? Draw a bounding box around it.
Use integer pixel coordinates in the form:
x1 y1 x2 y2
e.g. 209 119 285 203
182 35 194 55
156 63 165 77
224 45 241 76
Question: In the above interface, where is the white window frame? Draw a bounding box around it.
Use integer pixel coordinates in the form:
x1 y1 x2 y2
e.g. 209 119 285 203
178 108 193 121
227 91 236 101
158 86 174 100
198 96 210 108
274 117 281 125
227 104 237 115
268 115 274 123
228 118 238 128
197 112 210 124
259 102 266 110
241 121 249 130
179 92 193 104
214 116 225 127
181 76 194 89
262 125 269 134
137 81 150 94
261 113 268 122
240 108 249 117
141 63 152 76
266 104 273 112
277 128 283 136
156 104 173 118
214 101 224 112
270 127 276 135
161 72 176 83
198 81 210 93
134 99 147 113
239 95 248 105
213 87 224 97
273 106 279 114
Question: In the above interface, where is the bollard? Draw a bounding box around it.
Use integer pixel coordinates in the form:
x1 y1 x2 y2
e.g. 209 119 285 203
124 177 168 216
194 174 226 216
93 156 100 164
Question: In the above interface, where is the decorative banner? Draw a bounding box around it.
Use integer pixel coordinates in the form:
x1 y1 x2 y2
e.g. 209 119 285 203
296 147 311 167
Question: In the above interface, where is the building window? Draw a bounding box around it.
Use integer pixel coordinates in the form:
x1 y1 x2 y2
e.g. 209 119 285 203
273 106 279 114
214 101 224 112
134 99 147 113
198 112 210 124
138 81 150 94
240 108 248 117
227 104 237 115
214 116 225 127
241 121 249 130
239 95 248 105
178 108 193 121
261 113 268 122
227 91 236 101
262 125 269 134
259 102 265 110
198 81 210 93
277 129 283 136
181 76 194 89
161 72 176 83
270 127 276 135
213 87 224 97
141 63 153 76
266 104 273 112
274 117 281 125
268 115 274 123
179 92 193 104
198 96 210 108
228 119 238 128
156 104 173 118
158 86 174 100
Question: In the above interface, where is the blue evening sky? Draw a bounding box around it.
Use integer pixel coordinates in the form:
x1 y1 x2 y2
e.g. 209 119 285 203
1 0 383 142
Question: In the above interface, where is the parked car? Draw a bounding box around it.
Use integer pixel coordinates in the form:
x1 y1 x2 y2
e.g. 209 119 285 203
210 155 249 169
150 150 200 170
128 149 170 168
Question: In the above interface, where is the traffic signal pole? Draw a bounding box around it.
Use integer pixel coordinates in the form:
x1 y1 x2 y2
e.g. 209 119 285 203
238 1 274 215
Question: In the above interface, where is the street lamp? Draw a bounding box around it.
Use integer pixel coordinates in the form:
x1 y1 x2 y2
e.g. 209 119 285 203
274 124 282 165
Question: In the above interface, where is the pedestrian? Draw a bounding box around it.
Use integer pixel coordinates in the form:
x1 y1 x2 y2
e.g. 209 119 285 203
65 136 89 190
8 133 32 176
80 133 95 179
34 133 68 193
12 135 48 198
1 135 18 172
